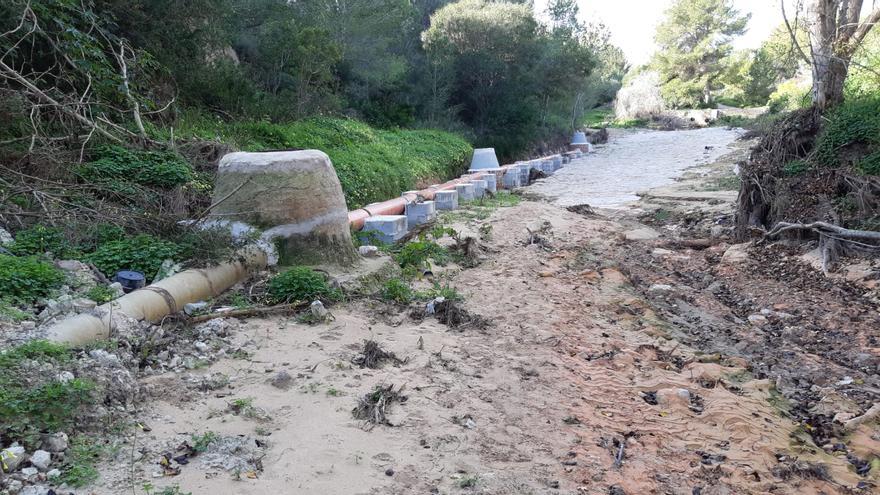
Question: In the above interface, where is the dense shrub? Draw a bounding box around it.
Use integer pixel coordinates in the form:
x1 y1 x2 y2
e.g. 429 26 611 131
815 97 880 174
84 234 183 280
8 225 73 257
171 116 472 209
768 78 811 113
0 255 65 304
381 278 413 303
267 266 341 304
78 145 193 189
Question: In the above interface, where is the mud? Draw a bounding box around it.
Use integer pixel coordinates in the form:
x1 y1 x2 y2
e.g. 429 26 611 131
33 128 879 494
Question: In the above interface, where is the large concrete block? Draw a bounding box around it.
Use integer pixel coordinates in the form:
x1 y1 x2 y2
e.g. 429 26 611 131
363 215 408 244
470 179 488 198
482 173 497 192
502 168 521 189
518 164 531 184
211 150 355 265
469 148 500 170
540 160 554 175
406 201 436 226
455 183 475 202
434 190 458 210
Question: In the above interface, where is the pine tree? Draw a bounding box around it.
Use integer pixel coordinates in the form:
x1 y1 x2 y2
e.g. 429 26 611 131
652 0 749 108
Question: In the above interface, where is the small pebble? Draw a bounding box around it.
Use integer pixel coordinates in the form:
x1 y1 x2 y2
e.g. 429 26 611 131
385 468 394 476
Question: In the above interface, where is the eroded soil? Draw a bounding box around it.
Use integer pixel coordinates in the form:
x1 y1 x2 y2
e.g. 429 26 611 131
88 130 879 495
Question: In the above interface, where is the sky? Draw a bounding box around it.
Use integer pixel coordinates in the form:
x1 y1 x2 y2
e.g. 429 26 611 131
533 0 871 67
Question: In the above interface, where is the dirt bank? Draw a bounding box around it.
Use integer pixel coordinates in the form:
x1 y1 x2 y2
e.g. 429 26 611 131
36 129 877 495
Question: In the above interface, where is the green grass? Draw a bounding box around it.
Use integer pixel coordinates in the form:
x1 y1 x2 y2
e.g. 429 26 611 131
581 107 613 127
58 437 102 487
155 114 473 209
191 431 219 453
267 266 342 304
381 278 414 303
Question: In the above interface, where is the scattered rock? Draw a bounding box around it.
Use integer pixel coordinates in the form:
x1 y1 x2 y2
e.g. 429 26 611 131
42 432 68 453
747 314 768 326
89 349 121 366
21 466 38 477
385 467 394 476
108 282 125 297
655 388 691 408
29 450 51 471
19 486 49 495
358 245 380 257
184 301 209 315
624 227 660 241
1 445 27 472
0 228 13 245
6 479 22 494
57 371 75 383
270 371 293 389
310 300 329 321
648 284 674 294
72 298 97 312
721 243 750 264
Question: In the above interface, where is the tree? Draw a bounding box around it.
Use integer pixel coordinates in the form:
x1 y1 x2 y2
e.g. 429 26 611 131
786 0 880 109
652 0 750 108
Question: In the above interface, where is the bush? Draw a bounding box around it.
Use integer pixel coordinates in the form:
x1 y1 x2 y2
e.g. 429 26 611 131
783 159 810 176
393 239 449 270
815 97 880 173
768 78 811 114
84 234 183 281
9 225 72 257
267 266 342 304
85 285 117 304
0 255 65 304
381 278 413 303
78 145 193 189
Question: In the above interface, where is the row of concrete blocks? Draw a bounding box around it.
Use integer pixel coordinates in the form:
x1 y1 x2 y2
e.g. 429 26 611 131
362 151 584 244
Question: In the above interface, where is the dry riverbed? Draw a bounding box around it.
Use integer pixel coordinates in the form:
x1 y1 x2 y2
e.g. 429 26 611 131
3 128 879 495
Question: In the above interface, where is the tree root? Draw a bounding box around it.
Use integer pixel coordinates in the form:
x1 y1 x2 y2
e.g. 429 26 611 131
764 221 880 273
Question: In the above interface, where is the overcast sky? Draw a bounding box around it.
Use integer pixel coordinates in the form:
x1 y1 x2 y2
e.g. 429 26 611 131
533 0 872 67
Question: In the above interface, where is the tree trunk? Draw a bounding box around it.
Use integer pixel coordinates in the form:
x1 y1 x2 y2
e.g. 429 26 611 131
811 55 849 110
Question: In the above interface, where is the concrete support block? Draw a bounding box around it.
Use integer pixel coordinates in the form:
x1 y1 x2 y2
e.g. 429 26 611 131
455 183 475 202
363 215 408 244
518 164 531 184
405 201 436 226
470 179 488 198
541 160 554 175
502 168 521 189
434 190 458 210
482 173 497 192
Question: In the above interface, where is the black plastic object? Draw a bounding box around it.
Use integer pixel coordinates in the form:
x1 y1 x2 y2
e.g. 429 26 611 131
113 270 145 293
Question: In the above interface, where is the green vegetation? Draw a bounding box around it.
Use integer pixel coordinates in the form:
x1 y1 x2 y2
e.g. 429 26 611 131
0 341 94 448
8 225 74 257
458 474 479 488
84 235 184 281
381 278 414 304
169 116 472 209
581 108 613 127
815 97 880 174
267 266 342 304
85 285 118 304
652 0 749 108
393 239 450 270
59 437 102 488
783 160 811 176
78 146 193 189
0 255 65 304
191 431 219 453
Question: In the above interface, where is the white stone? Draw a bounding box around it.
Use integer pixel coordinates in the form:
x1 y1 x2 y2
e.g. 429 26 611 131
57 371 75 383
1 445 27 471
747 314 768 326
721 243 750 264
310 300 329 320
358 245 380 257
648 284 674 294
42 432 68 453
30 450 51 471
21 466 38 477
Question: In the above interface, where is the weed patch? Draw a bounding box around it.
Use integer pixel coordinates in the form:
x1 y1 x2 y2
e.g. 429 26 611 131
0 255 65 304
267 266 342 304
84 234 183 282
